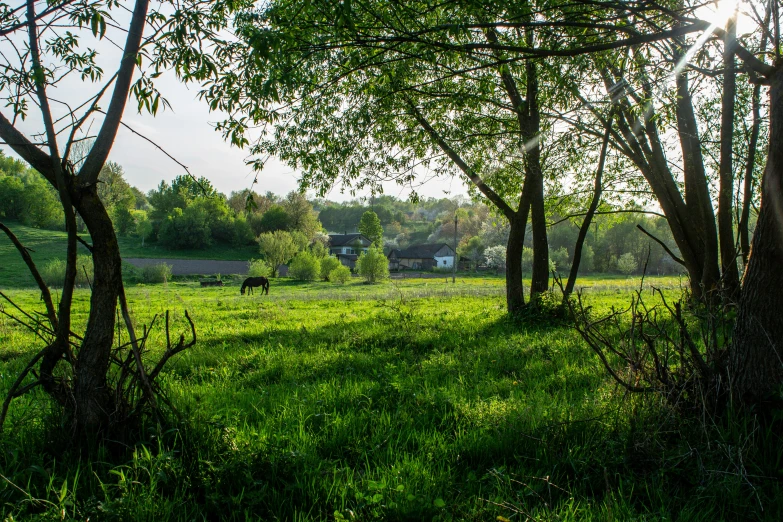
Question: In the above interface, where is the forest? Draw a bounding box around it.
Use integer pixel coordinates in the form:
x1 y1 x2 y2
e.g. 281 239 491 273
1 152 686 276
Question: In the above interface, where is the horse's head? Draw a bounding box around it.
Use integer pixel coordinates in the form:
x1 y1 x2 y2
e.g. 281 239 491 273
240 286 245 295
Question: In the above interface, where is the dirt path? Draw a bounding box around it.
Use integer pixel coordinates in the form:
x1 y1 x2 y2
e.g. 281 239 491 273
124 258 249 276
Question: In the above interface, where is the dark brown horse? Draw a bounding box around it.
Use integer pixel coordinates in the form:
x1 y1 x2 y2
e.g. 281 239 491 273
241 276 269 295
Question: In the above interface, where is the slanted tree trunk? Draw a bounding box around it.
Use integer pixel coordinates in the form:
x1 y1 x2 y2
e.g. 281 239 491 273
564 117 612 300
674 69 721 298
730 66 783 400
740 82 763 267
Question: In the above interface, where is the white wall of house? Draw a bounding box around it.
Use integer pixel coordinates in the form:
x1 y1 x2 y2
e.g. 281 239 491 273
434 255 454 268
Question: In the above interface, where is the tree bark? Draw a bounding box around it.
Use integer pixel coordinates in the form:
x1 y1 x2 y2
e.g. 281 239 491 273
731 66 783 400
506 214 527 313
524 58 549 298
717 14 741 298
70 187 123 433
674 70 721 298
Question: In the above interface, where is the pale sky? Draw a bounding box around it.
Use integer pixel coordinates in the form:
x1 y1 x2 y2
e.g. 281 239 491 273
2 53 466 203
1 0 753 204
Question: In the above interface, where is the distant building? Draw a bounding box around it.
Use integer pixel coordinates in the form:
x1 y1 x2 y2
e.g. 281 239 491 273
328 234 372 269
387 243 456 270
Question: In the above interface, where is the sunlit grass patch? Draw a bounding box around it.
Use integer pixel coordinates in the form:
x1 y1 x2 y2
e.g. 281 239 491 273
0 275 780 520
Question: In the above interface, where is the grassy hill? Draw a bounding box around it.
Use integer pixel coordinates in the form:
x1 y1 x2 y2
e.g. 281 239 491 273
0 222 258 288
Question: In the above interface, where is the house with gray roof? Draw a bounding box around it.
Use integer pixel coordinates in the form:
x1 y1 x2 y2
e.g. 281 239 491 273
328 234 372 269
387 243 456 271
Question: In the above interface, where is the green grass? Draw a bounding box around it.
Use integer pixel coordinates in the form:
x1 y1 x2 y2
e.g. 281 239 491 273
0 235 780 519
117 235 258 261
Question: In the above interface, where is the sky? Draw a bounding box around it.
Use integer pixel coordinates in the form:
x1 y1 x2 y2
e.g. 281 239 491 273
1 35 467 204
0 0 754 204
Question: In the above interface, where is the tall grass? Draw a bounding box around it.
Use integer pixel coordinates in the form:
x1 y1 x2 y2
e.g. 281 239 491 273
0 276 780 520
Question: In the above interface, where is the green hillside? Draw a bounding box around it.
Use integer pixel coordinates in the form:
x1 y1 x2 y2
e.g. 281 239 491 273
0 222 257 288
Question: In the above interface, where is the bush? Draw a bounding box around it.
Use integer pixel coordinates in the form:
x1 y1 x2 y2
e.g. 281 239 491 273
41 256 94 287
617 252 637 275
288 251 320 281
319 256 341 281
356 245 389 283
329 264 351 284
158 206 212 249
247 258 271 278
550 246 570 273
485 245 507 269
141 263 172 284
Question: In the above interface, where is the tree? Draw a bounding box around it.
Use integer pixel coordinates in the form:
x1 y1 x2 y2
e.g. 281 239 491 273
320 256 341 281
358 210 383 246
288 251 321 281
196 0 560 313
258 230 300 277
0 0 239 441
485 245 507 270
258 205 291 233
458 236 485 271
356 245 390 283
617 253 637 276
283 191 321 238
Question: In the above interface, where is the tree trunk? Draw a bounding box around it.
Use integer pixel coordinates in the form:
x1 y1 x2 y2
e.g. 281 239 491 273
740 82 763 267
717 15 741 299
730 67 783 400
564 118 611 300
524 58 549 299
505 214 526 314
675 70 721 297
71 186 123 433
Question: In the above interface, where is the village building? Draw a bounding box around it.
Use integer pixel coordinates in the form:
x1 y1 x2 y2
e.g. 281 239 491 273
387 243 456 270
327 233 372 269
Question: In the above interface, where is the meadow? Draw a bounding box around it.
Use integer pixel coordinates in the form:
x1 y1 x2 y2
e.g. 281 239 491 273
1 274 781 521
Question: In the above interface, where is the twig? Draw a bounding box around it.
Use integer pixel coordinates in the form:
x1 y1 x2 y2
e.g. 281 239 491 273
636 224 686 266
0 223 57 329
117 285 158 410
148 310 196 382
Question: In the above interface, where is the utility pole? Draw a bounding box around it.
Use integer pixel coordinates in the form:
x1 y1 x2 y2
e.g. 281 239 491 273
452 212 458 284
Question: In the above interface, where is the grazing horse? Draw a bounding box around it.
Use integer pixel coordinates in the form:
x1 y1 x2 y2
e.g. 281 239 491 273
241 276 269 295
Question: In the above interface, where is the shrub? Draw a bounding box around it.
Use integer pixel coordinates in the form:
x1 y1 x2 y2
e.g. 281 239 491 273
485 245 507 269
41 256 94 287
141 263 172 284
319 256 341 281
550 246 570 273
617 252 637 275
288 251 320 281
329 264 351 284
257 230 300 277
158 207 212 249
356 245 389 283
247 258 271 278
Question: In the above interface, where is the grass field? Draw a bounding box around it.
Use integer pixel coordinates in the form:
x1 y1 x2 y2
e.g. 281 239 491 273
1 275 780 521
